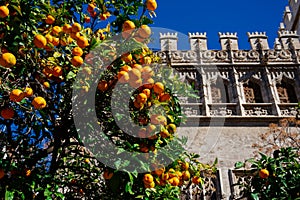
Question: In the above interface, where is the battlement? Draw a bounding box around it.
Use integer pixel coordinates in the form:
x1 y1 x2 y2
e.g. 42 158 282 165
159 31 300 51
188 32 207 38
218 32 238 39
159 32 178 39
247 32 268 38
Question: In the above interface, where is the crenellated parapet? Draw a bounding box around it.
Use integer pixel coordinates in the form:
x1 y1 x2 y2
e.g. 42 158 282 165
247 32 269 50
188 32 208 51
157 31 300 65
159 32 178 51
278 30 300 50
218 32 239 50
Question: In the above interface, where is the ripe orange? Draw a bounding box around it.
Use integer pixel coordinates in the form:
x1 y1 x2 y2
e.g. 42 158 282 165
103 170 113 179
142 88 151 98
153 82 164 94
192 176 202 185
97 80 108 91
120 65 132 72
72 22 81 33
70 32 81 40
259 169 269 179
167 123 177 134
45 14 55 24
45 34 53 43
77 36 89 49
136 93 147 104
84 15 91 23
168 177 180 186
122 20 136 31
0 52 16 68
159 93 171 102
131 63 143 70
141 66 154 79
32 96 47 109
143 173 154 183
150 114 167 125
100 11 111 20
128 68 141 80
33 34 47 48
24 87 33 97
0 6 9 18
87 3 96 13
62 24 72 34
72 47 83 56
117 71 130 83
43 81 50 89
147 124 157 134
141 56 152 65
52 26 62 35
71 56 83 67
138 25 151 39
146 0 157 11
153 166 165 176
144 181 155 188
182 170 191 181
0 168 4 179
9 89 24 102
160 129 170 138
52 66 63 77
121 53 133 63
143 78 154 89
51 37 60 46
133 100 143 109
25 169 31 177
1 108 14 119
138 128 147 138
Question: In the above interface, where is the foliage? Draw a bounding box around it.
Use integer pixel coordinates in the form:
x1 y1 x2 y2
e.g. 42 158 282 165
0 0 218 199
235 147 300 199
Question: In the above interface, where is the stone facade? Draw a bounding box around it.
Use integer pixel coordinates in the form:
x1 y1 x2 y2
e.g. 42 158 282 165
156 1 300 199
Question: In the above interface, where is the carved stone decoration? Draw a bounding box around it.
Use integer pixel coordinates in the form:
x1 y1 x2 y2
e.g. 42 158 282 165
281 107 298 116
211 86 222 103
210 107 233 116
202 50 216 60
185 50 197 61
247 50 260 59
216 50 229 60
245 107 268 116
243 87 255 103
171 51 183 61
233 50 248 60
278 49 292 59
277 86 290 103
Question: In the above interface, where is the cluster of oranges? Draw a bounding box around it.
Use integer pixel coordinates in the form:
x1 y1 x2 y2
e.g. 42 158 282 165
142 160 203 189
87 3 111 21
33 20 88 67
122 20 152 42
1 87 46 120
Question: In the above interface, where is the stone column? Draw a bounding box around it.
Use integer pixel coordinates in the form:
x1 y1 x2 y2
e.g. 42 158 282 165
231 67 244 115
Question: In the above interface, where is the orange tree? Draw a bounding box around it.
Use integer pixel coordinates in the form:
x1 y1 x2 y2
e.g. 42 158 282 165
0 0 217 199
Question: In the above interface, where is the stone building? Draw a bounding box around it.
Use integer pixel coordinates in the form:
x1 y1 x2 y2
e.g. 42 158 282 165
156 1 300 199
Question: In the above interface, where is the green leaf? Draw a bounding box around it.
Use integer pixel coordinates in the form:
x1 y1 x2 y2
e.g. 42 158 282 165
251 193 259 200
5 189 14 200
235 161 245 169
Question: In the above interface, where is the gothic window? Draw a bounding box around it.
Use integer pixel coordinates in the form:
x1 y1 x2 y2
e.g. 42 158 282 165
211 83 229 103
276 82 297 103
243 81 263 103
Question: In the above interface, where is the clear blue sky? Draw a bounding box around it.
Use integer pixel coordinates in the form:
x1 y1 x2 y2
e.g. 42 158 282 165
151 0 287 50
